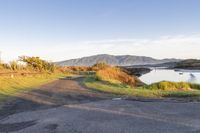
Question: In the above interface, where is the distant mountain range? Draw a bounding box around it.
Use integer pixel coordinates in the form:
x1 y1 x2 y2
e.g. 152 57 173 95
56 54 181 66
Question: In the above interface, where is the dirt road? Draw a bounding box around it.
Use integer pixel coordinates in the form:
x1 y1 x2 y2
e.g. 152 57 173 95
0 77 200 133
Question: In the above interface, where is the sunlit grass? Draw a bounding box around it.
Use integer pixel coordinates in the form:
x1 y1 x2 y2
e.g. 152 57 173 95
0 73 67 104
96 66 142 87
83 76 200 99
146 81 191 91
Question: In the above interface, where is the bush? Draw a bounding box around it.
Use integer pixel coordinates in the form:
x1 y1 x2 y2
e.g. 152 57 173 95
19 56 56 72
96 66 140 87
189 83 200 90
147 81 191 91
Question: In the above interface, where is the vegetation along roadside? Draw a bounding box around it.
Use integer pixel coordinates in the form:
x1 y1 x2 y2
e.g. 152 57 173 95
83 63 200 99
0 56 70 105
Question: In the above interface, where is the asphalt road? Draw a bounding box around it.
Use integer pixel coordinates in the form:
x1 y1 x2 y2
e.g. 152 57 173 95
0 77 200 133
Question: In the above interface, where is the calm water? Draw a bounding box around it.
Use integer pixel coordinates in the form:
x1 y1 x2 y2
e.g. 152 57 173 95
139 68 200 85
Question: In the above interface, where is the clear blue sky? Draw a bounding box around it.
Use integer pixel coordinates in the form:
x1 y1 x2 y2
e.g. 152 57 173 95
0 0 200 61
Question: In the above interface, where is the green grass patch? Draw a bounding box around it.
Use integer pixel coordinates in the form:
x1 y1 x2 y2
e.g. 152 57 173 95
0 73 68 104
162 91 200 98
189 83 200 90
146 81 191 91
83 76 200 99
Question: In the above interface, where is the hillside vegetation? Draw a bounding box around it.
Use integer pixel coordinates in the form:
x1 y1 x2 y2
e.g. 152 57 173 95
84 77 200 98
83 63 200 99
0 56 57 73
174 59 200 69
146 81 191 91
0 56 70 104
1 57 200 102
96 65 142 87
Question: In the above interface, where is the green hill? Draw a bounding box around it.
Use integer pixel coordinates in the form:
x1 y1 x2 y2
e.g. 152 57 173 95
174 59 200 69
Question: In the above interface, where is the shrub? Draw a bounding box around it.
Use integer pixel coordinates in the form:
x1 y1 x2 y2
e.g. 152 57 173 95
189 83 200 90
96 66 140 87
19 56 56 72
147 81 191 91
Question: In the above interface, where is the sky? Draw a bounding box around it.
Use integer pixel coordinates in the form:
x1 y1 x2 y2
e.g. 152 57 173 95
0 0 200 62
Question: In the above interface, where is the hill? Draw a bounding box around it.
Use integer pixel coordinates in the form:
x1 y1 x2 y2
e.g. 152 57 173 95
56 54 180 66
174 59 200 69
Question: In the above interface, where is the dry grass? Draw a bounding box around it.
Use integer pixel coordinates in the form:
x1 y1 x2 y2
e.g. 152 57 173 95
84 76 200 99
67 66 92 72
0 73 67 104
96 66 141 87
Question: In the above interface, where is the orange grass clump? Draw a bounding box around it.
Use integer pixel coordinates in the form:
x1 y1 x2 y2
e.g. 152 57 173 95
96 66 139 87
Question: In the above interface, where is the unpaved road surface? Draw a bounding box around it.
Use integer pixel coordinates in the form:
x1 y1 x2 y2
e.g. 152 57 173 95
0 77 200 133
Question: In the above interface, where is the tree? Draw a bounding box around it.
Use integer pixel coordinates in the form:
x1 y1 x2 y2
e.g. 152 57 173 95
19 56 56 72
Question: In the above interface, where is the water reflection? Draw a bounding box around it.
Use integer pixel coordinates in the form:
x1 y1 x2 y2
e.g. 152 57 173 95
139 68 200 85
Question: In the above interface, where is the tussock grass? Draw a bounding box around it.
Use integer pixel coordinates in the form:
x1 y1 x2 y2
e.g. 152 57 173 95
189 83 200 90
146 81 191 91
84 76 200 99
96 66 141 87
84 76 155 97
162 91 200 98
83 63 200 99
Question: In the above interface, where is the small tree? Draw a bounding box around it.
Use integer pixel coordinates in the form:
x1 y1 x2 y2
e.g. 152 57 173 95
19 56 56 72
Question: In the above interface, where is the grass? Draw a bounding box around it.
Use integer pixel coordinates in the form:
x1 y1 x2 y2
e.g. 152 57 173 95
189 83 200 90
146 81 191 91
83 76 200 99
96 66 142 87
0 73 68 104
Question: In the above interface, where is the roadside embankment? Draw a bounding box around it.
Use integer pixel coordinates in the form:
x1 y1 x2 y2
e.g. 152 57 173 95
0 73 67 105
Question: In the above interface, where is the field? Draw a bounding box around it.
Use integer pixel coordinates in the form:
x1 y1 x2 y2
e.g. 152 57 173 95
1 62 200 133
83 76 200 99
1 59 200 106
0 56 72 104
0 73 68 104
